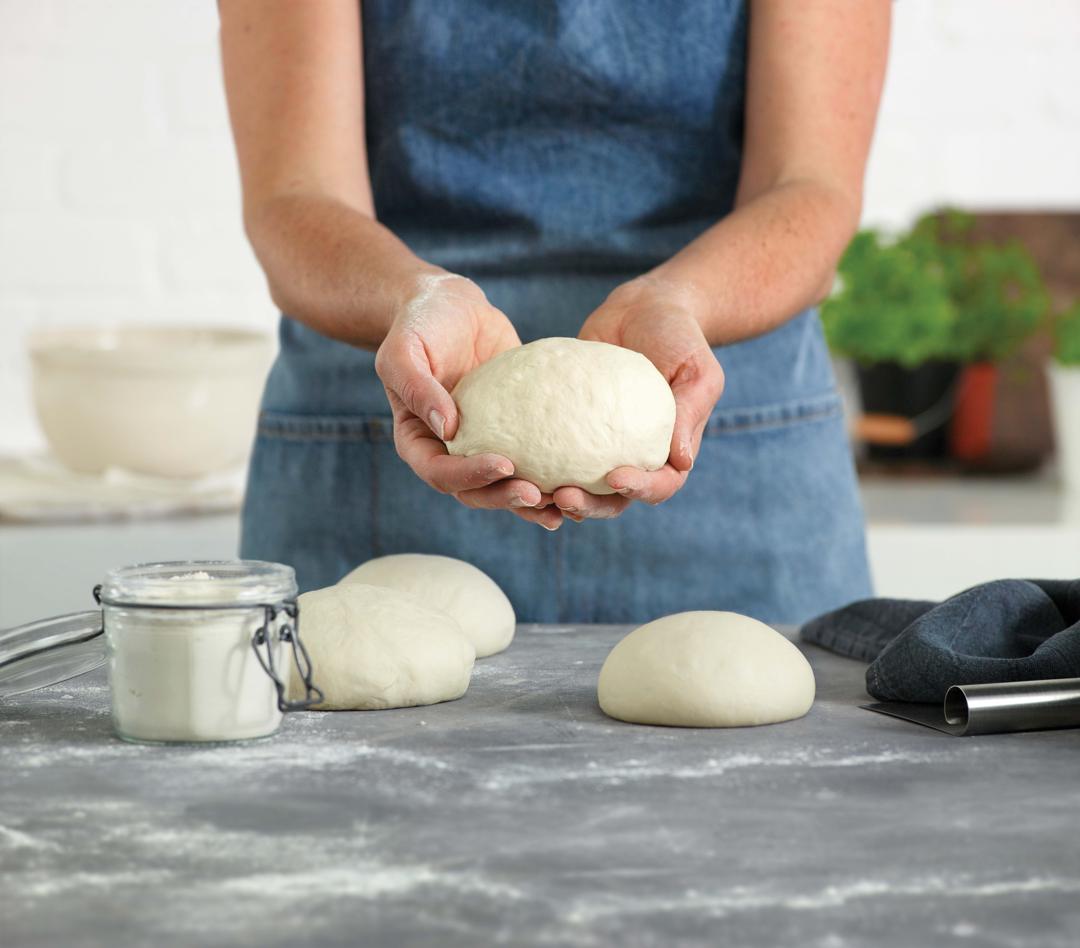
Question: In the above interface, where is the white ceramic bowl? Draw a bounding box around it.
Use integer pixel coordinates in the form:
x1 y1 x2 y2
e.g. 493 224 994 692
28 325 274 478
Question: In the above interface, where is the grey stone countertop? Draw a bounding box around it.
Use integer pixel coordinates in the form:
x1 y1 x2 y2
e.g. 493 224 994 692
2 624 1079 948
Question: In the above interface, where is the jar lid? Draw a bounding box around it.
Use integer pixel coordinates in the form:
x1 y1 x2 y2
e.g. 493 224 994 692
0 610 105 699
0 560 297 698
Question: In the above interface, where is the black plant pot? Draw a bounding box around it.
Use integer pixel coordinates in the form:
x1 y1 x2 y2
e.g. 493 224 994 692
856 360 960 461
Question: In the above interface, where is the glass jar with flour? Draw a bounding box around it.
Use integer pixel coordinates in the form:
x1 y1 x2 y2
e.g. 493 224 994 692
0 560 322 743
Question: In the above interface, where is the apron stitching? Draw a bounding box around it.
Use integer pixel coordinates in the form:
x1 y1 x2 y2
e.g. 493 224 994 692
704 401 841 436
255 427 395 444
255 403 841 444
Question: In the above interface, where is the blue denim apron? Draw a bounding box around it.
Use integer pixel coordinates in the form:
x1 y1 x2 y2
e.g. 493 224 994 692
240 0 873 625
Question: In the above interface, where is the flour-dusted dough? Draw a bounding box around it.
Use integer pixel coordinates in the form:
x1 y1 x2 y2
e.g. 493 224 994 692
288 583 475 710
597 611 815 727
340 554 515 657
446 337 676 494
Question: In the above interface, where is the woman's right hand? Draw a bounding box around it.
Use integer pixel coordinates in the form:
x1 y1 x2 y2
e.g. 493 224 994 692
375 273 564 530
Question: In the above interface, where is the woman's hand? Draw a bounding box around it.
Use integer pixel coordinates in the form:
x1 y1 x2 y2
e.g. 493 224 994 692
375 273 564 530
558 277 725 520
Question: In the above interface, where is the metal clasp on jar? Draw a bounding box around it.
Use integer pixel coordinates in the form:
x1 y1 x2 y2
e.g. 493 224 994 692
250 599 324 711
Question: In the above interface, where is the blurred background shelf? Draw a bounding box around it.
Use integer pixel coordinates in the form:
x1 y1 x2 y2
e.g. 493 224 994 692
860 470 1070 525
861 472 1080 600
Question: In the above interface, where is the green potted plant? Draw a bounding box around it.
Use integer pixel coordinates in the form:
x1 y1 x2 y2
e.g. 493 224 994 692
823 212 1050 463
1049 302 1080 493
909 212 1049 464
822 229 960 459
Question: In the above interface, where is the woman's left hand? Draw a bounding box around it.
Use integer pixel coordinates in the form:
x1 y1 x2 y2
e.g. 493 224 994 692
557 277 725 521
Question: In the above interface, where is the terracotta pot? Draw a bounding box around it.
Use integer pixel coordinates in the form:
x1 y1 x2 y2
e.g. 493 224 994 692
949 362 998 463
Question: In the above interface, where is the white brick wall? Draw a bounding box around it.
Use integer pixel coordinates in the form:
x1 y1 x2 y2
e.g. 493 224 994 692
863 0 1080 228
1 0 1079 453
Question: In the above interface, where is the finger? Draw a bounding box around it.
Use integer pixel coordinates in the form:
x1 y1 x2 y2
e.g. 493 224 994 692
386 390 514 493
376 335 459 439
396 426 513 497
553 486 631 520
510 505 564 531
607 464 689 506
667 351 724 472
416 451 514 495
687 411 711 469
455 478 543 511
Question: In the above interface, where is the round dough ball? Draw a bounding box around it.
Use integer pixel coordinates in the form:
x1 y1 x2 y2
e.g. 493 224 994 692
446 337 676 494
340 554 515 657
288 583 475 710
597 611 815 727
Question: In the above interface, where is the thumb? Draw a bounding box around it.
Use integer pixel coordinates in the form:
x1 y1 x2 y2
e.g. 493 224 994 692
375 335 460 441
667 349 724 472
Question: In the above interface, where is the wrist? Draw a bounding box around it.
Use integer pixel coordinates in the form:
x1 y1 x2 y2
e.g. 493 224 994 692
384 268 494 342
611 273 714 332
380 267 467 335
392 264 453 313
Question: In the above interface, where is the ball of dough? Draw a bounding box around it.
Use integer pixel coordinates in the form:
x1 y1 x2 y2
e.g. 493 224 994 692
597 611 815 727
446 337 676 494
288 583 475 710
340 553 515 657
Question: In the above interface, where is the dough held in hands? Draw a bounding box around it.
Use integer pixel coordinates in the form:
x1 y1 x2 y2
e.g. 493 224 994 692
288 583 475 710
340 553 515 657
446 337 676 494
597 611 815 727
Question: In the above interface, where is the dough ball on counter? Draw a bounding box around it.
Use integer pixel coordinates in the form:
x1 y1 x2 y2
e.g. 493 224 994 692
288 583 475 710
340 553 515 657
597 611 815 727
446 337 675 494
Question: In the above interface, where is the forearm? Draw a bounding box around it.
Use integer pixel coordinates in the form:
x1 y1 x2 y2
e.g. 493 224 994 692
245 193 444 349
648 178 859 346
220 0 424 349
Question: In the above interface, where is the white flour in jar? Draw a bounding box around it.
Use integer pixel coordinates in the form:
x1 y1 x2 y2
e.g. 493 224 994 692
106 571 287 743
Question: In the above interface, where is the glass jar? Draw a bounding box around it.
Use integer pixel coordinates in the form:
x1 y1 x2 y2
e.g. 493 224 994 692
0 560 321 744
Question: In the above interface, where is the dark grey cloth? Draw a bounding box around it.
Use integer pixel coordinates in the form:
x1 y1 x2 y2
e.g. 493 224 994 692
800 579 1080 702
